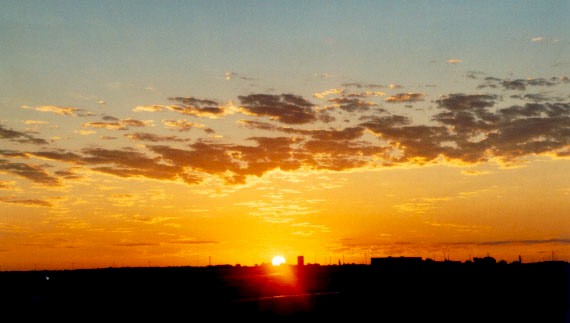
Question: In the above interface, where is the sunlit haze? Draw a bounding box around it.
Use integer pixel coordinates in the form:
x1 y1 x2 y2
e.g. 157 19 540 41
1 1 570 270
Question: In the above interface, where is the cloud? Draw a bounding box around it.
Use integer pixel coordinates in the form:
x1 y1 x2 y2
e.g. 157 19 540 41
169 239 218 244
9 73 570 187
23 120 49 125
224 71 255 81
0 159 60 186
313 88 344 99
385 93 425 103
23 105 83 116
343 91 386 98
460 170 491 176
0 196 52 207
54 168 82 179
478 76 559 91
238 94 318 124
531 36 544 42
133 105 168 112
149 136 302 184
75 130 96 135
82 118 152 131
125 132 190 142
0 124 48 145
436 93 497 111
32 148 201 185
162 119 210 132
451 238 570 246
114 242 159 247
447 59 462 64
341 82 384 89
327 97 378 112
168 97 232 118
82 122 126 130
0 150 27 158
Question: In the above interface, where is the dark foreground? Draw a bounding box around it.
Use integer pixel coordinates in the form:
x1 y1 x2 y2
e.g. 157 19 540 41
1 260 569 322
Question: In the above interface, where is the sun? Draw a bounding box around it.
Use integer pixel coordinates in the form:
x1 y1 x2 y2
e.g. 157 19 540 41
271 255 286 266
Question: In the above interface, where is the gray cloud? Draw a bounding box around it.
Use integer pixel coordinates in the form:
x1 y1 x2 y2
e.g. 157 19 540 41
125 132 190 142
327 97 378 113
0 124 48 145
479 76 563 91
0 159 60 186
238 94 317 124
168 97 228 118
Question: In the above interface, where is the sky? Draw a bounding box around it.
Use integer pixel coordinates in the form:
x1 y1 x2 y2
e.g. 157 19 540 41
2 1 570 270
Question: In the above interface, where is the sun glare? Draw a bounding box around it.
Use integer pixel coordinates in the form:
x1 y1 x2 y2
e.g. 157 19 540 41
271 255 286 266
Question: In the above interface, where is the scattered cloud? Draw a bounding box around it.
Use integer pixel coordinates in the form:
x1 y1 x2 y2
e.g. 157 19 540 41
224 71 255 81
0 159 60 186
238 94 317 124
313 88 344 99
447 59 462 64
385 93 425 103
0 181 16 190
327 97 378 112
167 97 233 119
461 169 491 176
82 118 152 131
0 124 48 145
2 73 569 187
531 36 544 42
75 130 96 135
162 119 210 132
23 120 49 125
169 238 218 244
125 132 190 142
22 105 83 116
342 82 385 89
0 196 52 207
478 76 561 91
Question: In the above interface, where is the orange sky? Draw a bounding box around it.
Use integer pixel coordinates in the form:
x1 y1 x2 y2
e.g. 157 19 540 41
2 2 570 270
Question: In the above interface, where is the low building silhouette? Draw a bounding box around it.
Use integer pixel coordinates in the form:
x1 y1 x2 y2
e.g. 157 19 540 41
371 256 423 268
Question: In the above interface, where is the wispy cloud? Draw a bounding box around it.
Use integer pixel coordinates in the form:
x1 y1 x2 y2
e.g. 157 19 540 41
0 196 52 207
0 125 48 145
385 93 425 103
169 238 218 244
0 159 60 186
22 105 84 116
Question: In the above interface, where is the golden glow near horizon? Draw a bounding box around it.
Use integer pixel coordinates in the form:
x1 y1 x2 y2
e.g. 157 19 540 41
1 2 570 270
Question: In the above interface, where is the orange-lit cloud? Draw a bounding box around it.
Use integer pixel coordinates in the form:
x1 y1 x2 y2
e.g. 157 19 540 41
23 105 83 116
385 92 425 103
0 74 567 188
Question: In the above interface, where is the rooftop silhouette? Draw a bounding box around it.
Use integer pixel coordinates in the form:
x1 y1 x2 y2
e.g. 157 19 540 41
1 257 568 322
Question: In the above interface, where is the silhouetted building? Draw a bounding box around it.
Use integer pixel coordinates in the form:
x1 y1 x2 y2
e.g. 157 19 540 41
297 256 304 267
473 256 496 265
371 256 423 268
